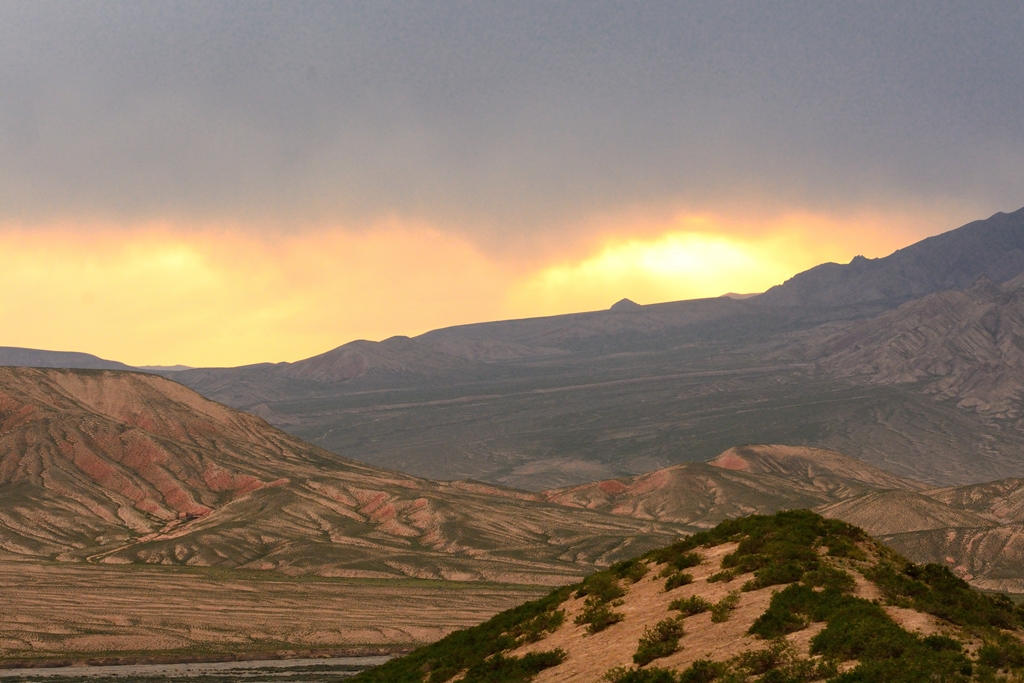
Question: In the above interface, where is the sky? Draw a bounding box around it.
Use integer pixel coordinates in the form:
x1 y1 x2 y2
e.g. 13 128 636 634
1 1 1022 367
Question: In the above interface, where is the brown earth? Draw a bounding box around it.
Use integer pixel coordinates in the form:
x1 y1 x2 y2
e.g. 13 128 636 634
507 536 958 681
0 366 684 582
0 560 543 663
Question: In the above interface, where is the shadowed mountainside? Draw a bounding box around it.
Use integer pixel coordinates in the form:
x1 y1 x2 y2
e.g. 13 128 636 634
0 346 135 371
150 208 1024 491
758 206 1024 307
789 276 1024 418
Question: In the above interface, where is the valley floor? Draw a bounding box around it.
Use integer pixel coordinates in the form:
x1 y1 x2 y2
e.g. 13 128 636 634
0 561 544 665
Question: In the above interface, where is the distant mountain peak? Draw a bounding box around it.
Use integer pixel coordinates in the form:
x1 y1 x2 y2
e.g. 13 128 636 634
757 207 1024 308
610 298 642 311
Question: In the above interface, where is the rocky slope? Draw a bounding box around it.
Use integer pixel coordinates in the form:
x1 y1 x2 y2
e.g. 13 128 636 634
0 367 685 583
791 276 1024 418
353 511 1024 683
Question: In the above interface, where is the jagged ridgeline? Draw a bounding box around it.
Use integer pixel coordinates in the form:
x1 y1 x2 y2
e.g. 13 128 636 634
351 510 1024 683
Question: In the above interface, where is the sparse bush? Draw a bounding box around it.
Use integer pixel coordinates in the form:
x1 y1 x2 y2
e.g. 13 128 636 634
348 583 574 683
633 617 685 666
576 598 625 633
510 609 564 645
605 666 679 683
710 591 740 623
669 595 711 616
462 649 566 682
612 558 650 583
677 659 726 683
664 572 694 591
707 570 736 583
577 572 627 602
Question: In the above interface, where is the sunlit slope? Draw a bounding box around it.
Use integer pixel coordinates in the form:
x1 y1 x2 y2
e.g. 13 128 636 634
0 367 684 582
352 510 1024 683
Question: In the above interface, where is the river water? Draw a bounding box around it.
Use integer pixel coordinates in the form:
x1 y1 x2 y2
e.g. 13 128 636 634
0 655 392 682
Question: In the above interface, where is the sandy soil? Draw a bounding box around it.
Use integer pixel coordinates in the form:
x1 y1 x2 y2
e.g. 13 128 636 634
518 542 798 682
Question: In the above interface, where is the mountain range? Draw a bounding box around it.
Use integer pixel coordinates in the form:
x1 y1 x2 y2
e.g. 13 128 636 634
5 366 1024 593
92 207 1016 492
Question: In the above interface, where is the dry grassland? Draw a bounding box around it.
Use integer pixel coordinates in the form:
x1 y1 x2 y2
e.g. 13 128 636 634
0 560 545 664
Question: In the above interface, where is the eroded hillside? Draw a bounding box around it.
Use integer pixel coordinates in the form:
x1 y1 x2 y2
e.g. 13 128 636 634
0 367 685 583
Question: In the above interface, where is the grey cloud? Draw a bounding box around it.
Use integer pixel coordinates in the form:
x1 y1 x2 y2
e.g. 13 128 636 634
1 1 1022 236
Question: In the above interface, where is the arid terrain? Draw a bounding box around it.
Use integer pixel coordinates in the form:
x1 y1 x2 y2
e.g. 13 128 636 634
354 511 1024 683
0 560 542 666
5 209 1024 671
0 367 684 583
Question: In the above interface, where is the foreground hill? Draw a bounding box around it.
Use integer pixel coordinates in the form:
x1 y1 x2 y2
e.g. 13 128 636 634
353 510 1024 683
0 367 685 583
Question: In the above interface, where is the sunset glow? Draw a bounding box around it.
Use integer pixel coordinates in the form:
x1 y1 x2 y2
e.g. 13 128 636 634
0 208 947 367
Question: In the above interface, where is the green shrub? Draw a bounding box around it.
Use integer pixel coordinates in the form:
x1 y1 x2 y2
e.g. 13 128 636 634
577 572 627 603
633 617 685 666
977 633 1024 670
707 570 736 583
605 666 679 683
866 561 1024 630
664 572 694 591
677 659 726 683
510 609 564 645
669 595 711 616
349 584 574 683
462 649 566 682
613 558 650 583
802 566 856 593
576 598 625 634
741 560 805 591
710 591 740 623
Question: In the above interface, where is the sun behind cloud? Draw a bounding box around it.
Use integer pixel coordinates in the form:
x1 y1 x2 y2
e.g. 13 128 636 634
0 208 940 367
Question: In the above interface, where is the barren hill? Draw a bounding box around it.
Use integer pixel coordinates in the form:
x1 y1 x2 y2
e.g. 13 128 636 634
538 445 1024 591
0 367 685 583
0 346 134 371
353 511 1024 683
792 276 1024 418
541 446 923 528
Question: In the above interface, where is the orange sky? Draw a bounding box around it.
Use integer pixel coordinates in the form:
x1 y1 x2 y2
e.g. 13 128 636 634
0 203 981 367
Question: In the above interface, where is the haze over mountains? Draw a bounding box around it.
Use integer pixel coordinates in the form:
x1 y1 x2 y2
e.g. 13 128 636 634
6 207 1024 596
135 207 1024 490
4 367 1024 594
6 208 1024 492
